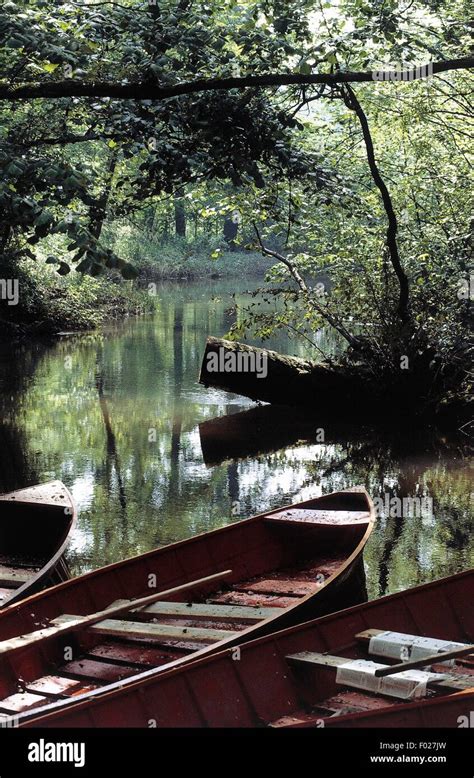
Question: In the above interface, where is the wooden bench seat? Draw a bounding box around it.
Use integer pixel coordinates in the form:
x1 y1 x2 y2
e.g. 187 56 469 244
265 509 370 526
55 615 237 643
0 564 36 588
111 599 281 622
286 652 474 696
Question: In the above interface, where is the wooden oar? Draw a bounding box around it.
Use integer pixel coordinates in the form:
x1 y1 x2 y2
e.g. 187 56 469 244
0 569 232 657
374 643 474 677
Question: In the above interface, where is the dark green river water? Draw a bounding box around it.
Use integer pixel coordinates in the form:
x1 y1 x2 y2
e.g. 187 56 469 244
0 278 472 599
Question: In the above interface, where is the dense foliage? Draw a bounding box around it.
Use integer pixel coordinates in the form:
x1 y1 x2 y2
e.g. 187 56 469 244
0 0 472 412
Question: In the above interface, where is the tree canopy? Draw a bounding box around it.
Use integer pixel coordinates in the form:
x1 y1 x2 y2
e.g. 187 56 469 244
0 0 472 412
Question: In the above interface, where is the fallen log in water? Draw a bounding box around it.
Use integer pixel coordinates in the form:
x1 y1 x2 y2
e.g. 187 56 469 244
199 336 367 407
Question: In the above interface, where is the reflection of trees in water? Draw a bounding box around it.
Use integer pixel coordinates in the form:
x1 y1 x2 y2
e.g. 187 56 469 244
96 367 127 519
0 422 34 493
1 281 471 589
0 342 48 492
199 403 472 597
168 303 183 501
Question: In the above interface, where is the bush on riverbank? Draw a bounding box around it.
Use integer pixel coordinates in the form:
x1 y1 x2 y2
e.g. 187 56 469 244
0 257 154 336
105 229 269 280
1 233 268 336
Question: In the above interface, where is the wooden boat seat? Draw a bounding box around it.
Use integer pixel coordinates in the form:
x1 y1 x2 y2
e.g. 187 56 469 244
355 628 473 663
0 564 37 588
111 599 281 622
265 509 370 526
54 614 237 643
286 652 474 698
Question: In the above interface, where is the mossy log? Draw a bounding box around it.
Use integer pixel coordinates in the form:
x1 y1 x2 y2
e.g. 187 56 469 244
199 336 367 407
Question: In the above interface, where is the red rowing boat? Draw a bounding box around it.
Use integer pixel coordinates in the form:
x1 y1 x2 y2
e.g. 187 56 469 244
0 482 75 607
19 568 474 728
0 487 374 723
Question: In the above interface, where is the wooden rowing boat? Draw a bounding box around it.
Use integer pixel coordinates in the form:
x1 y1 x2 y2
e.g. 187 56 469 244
20 567 474 728
0 487 374 721
0 481 75 608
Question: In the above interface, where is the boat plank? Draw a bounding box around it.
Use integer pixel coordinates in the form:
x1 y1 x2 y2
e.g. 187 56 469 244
211 591 297 609
61 659 139 683
79 618 238 643
0 565 36 587
111 599 281 622
233 579 320 597
26 675 96 697
0 692 49 714
266 509 370 525
87 642 186 667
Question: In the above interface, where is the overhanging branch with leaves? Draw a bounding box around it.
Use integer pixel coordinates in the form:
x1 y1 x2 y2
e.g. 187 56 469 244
0 56 472 101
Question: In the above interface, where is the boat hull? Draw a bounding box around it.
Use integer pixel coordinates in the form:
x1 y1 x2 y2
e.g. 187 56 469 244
0 487 374 724
19 568 473 729
0 481 75 607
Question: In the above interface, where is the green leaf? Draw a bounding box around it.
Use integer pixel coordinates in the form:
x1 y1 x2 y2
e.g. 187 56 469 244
298 61 312 75
42 62 60 73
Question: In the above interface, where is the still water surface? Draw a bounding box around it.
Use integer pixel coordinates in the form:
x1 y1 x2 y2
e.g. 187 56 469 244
0 278 471 599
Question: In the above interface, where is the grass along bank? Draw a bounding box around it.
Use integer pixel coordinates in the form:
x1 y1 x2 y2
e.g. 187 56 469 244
0 259 155 338
0 240 268 337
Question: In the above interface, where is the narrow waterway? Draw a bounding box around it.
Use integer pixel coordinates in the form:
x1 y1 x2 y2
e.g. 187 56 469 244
0 278 471 599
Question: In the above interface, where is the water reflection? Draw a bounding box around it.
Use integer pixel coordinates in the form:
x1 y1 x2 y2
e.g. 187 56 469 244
0 278 471 599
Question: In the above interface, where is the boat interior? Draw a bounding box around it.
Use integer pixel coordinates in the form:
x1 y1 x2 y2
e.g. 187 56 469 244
0 492 371 717
0 499 72 606
269 628 474 726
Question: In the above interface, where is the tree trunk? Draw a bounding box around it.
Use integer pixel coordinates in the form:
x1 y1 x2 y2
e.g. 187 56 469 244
199 336 366 407
174 187 186 237
223 216 238 250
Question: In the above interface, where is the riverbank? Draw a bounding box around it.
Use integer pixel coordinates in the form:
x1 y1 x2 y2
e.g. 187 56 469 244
136 249 268 281
0 249 267 338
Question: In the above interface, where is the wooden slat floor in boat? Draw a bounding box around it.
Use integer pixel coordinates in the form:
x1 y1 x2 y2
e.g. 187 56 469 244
270 692 398 727
61 659 140 683
233 579 320 597
26 675 99 698
0 597 278 715
87 641 186 667
211 591 297 609
211 555 346 608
